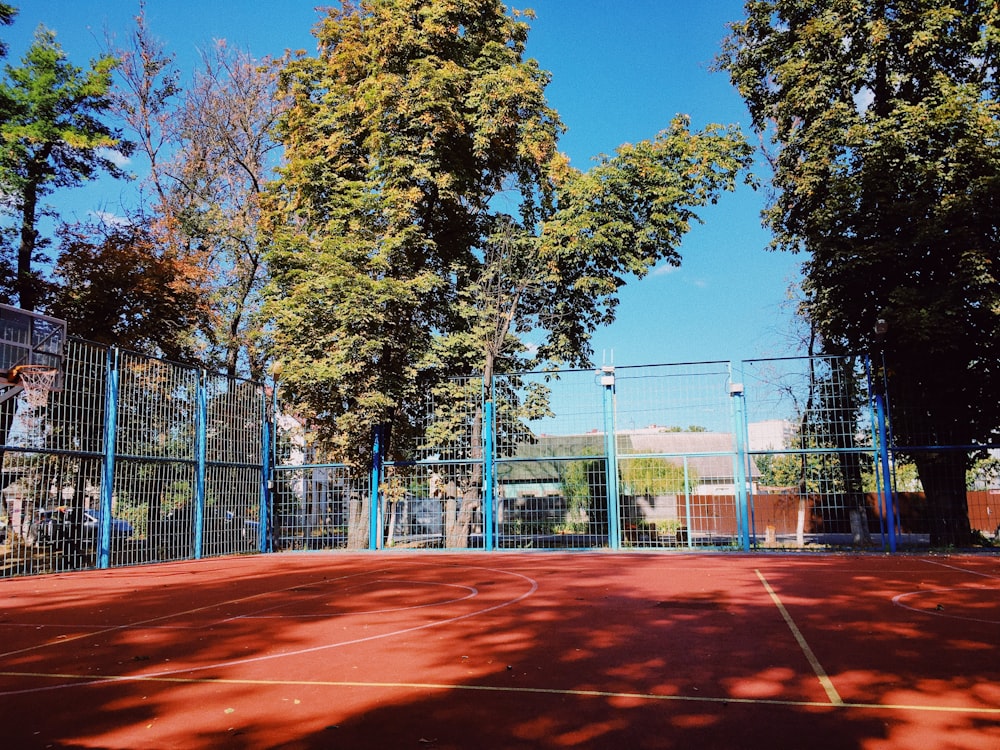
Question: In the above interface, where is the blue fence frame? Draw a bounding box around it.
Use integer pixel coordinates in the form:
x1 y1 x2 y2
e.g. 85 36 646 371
272 358 931 553
3 348 998 577
0 340 266 576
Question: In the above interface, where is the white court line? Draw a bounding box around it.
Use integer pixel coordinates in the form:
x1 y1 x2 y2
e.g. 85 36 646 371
2 671 999 716
919 557 1000 580
0 564 539 697
892 587 1000 625
0 567 392 660
755 569 844 706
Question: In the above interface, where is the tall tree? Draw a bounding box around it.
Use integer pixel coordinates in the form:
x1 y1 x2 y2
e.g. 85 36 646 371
266 0 751 457
107 2 180 210
0 26 130 310
264 0 564 466
109 12 284 377
265 1 751 546
166 42 285 378
718 0 1000 545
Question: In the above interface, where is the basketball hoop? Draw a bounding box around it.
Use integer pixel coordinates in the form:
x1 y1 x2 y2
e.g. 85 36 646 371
10 364 57 407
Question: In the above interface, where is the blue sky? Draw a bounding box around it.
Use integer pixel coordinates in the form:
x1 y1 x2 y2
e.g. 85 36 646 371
4 1 804 367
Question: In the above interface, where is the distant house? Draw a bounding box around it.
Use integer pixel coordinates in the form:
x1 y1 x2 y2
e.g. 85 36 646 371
496 428 761 501
747 419 794 451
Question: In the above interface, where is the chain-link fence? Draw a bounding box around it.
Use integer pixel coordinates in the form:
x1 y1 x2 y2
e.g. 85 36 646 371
275 356 998 553
0 340 266 577
5 346 996 578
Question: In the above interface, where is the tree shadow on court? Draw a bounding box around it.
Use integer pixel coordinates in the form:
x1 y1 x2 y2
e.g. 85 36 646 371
0 553 997 749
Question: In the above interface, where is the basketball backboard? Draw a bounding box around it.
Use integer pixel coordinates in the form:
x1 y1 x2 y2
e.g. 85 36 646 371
0 303 66 389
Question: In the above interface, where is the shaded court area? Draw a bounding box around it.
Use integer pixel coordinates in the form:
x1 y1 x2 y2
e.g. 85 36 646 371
0 552 997 749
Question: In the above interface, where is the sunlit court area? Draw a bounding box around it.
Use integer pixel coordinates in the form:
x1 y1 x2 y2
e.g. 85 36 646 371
0 552 997 749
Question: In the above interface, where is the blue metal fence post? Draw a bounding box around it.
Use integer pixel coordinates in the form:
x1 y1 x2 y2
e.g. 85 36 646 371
97 347 120 569
259 387 272 553
369 424 384 550
482 397 495 551
729 372 752 551
601 367 621 550
193 370 207 560
874 393 897 553
870 355 897 553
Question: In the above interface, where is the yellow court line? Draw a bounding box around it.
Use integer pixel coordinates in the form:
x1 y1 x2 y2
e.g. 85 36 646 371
755 569 844 706
2 670 999 715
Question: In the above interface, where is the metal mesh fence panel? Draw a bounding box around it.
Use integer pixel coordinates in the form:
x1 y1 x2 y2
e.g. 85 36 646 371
0 340 111 575
112 457 196 564
493 370 607 549
271 464 366 550
495 456 608 549
5 340 996 575
381 461 484 549
202 375 265 557
0 453 106 574
271 396 371 550
965 451 1000 541
388 376 486 549
46 338 108 455
202 464 262 556
882 447 1000 546
1 342 269 577
116 352 199 462
613 364 741 549
113 352 200 564
614 362 734 448
739 356 882 549
618 456 740 549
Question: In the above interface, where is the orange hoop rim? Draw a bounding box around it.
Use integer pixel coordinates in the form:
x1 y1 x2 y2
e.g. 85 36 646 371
9 363 57 382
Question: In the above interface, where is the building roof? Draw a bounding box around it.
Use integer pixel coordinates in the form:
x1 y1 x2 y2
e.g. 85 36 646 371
499 430 757 486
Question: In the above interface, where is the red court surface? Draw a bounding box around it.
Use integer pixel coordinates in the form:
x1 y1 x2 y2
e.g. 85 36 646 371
0 551 997 749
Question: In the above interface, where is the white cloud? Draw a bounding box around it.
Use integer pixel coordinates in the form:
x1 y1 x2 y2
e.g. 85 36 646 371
90 210 130 226
652 263 680 276
97 147 131 168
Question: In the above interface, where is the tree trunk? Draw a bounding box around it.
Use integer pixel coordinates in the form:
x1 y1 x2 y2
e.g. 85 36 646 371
842 448 872 546
912 451 972 547
18 176 40 311
346 490 368 549
795 490 806 547
445 491 478 549
444 367 489 549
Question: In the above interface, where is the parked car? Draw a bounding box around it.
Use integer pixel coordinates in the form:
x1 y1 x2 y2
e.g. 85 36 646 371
80 508 134 539
36 507 133 542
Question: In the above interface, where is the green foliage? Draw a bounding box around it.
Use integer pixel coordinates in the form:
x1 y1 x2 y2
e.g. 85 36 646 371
264 0 557 463
967 455 1000 491
0 4 15 59
0 25 129 309
719 0 999 545
265 0 753 466
534 116 753 364
621 456 694 497
557 451 605 532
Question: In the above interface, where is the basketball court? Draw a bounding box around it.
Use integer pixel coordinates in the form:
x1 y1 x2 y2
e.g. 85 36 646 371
0 551 997 749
